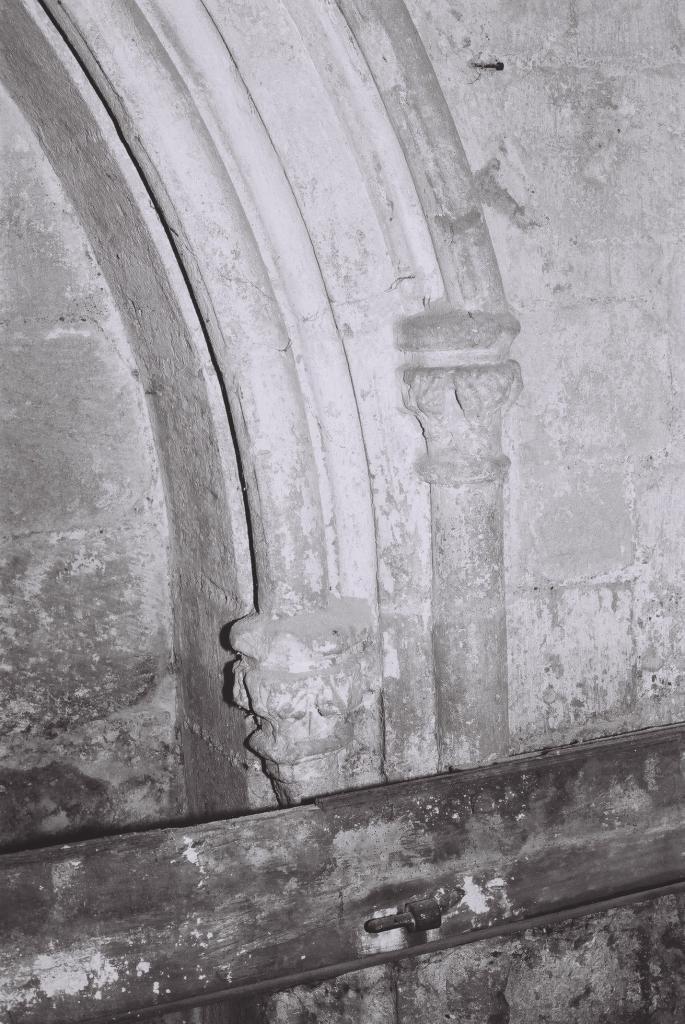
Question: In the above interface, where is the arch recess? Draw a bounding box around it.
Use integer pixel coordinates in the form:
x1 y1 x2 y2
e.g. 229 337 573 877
5 0 522 809
1 0 262 813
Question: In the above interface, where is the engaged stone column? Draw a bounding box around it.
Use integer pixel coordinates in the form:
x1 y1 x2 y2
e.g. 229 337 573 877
230 598 381 804
401 309 522 768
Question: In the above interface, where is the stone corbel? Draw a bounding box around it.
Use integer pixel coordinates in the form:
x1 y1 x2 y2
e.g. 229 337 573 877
230 598 380 804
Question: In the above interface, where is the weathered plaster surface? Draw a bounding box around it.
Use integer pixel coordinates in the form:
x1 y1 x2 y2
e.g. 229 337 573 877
407 0 685 750
223 0 683 1017
0 86 180 847
1 0 684 1020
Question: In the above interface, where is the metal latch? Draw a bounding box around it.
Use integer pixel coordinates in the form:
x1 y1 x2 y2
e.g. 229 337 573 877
364 887 465 934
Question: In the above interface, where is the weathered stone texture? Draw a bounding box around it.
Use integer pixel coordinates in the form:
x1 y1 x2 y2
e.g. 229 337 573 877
409 0 685 751
245 896 684 1024
1 527 168 737
0 697 178 848
231 599 382 803
0 86 180 847
1 0 684 1019
395 897 685 1023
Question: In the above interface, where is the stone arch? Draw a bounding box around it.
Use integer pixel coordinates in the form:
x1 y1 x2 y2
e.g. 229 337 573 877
4 0 521 805
1 0 256 811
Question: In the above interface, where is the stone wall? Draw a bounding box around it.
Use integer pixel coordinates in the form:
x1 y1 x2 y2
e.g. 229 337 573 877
242 897 684 1024
238 0 685 1019
407 0 685 751
1 0 683 1021
0 86 180 850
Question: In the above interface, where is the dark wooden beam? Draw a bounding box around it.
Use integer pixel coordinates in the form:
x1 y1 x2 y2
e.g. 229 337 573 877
1 724 684 1023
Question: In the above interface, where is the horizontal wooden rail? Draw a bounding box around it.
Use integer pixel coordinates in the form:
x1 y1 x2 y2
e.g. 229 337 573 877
1 724 684 1023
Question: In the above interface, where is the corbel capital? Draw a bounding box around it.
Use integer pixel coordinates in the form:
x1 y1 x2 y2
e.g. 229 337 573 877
403 360 522 485
230 598 378 804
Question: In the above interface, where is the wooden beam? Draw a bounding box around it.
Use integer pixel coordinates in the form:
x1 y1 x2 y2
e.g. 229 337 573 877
1 725 684 1023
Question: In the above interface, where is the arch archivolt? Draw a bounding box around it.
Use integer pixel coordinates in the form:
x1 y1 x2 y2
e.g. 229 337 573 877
4 0 521 804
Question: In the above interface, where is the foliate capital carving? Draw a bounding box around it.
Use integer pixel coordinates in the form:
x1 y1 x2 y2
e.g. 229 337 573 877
230 598 379 804
403 360 522 485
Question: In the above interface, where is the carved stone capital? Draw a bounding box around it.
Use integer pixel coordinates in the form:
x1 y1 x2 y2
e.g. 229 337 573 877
403 360 522 484
230 598 379 804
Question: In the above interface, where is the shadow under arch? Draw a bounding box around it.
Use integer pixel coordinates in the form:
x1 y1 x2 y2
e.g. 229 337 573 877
1 0 256 814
